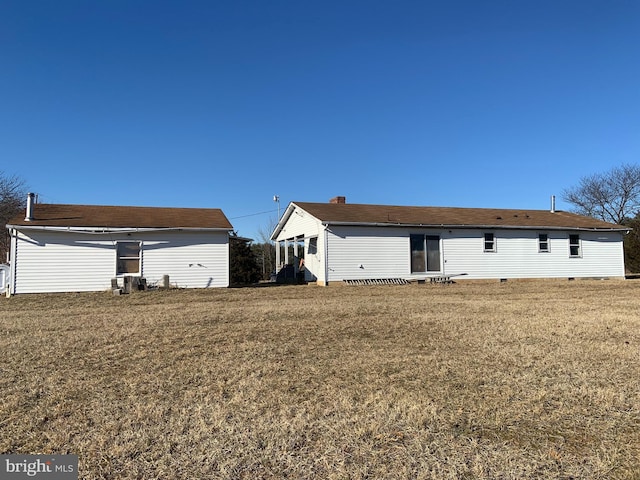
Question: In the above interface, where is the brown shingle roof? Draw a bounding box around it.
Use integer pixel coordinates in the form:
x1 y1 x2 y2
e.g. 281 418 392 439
8 204 233 230
293 202 626 231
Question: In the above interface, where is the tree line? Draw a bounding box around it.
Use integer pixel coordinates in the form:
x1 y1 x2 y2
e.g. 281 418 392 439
0 172 28 263
3 164 640 276
562 164 640 272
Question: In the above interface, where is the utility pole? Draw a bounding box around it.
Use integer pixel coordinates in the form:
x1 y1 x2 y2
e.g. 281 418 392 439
273 195 281 275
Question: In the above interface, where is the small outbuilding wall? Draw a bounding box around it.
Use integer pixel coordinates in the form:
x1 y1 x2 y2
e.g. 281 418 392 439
6 200 234 295
9 229 230 294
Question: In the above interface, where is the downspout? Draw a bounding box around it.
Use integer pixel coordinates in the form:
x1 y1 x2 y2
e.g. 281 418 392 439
323 225 329 286
226 233 231 287
441 235 446 278
9 228 17 296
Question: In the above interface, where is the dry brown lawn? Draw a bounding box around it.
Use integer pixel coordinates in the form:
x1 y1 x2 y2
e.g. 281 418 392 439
1 280 639 479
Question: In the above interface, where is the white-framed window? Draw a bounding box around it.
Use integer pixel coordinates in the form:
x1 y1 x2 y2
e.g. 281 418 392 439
538 233 549 253
307 237 318 255
569 234 581 257
116 241 141 275
483 233 496 252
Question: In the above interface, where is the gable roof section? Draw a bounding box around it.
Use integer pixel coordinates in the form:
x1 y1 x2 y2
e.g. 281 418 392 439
7 204 233 230
289 202 626 231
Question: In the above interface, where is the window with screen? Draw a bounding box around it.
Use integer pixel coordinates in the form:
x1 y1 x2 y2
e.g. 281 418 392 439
539 233 549 252
116 241 141 275
569 234 581 257
484 233 496 252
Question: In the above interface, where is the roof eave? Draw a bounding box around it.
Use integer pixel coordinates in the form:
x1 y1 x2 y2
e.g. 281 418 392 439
270 202 298 241
7 225 233 233
321 221 630 232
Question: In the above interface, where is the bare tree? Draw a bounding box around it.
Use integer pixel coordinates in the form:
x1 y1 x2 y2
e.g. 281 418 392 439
0 172 28 262
252 217 278 280
562 164 640 224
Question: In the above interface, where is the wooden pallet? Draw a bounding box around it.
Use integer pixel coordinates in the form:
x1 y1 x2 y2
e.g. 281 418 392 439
343 278 408 286
429 276 454 284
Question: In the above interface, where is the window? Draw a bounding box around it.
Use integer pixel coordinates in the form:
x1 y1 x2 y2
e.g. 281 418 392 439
410 234 426 272
426 236 441 272
569 234 581 257
410 234 441 273
538 233 549 253
116 241 141 274
308 237 317 255
483 233 496 252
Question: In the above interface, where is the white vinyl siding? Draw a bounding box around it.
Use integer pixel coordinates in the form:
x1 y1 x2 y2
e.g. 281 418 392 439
11 230 229 294
11 231 116 293
324 228 625 282
303 236 320 282
273 206 322 242
142 232 229 289
326 226 416 281
442 230 625 280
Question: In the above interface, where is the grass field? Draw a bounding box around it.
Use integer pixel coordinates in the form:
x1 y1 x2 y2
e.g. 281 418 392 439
1 280 639 479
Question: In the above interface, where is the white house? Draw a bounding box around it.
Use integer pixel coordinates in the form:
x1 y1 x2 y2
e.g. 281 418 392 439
6 194 234 294
271 197 629 285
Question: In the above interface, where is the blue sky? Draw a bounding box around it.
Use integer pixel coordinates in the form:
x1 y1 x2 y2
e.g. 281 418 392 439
2 1 639 240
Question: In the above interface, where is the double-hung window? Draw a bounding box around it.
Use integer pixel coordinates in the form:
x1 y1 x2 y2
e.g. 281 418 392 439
569 234 581 257
483 233 496 252
116 241 141 275
538 233 549 253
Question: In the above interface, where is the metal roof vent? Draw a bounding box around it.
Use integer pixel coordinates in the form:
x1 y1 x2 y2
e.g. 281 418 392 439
25 193 35 221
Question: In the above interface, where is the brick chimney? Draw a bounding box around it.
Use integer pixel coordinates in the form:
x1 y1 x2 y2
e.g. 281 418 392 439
329 196 346 204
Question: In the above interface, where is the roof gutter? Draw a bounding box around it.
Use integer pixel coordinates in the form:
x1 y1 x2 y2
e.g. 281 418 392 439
6 225 234 234
321 221 630 233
